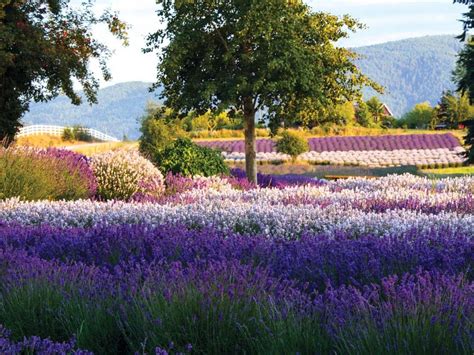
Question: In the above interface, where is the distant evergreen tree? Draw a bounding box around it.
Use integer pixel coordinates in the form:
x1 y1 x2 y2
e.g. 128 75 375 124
435 91 472 128
436 91 453 126
454 41 474 103
454 0 474 103
463 119 474 163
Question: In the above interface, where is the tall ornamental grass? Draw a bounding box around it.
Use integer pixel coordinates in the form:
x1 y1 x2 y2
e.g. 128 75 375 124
0 147 96 201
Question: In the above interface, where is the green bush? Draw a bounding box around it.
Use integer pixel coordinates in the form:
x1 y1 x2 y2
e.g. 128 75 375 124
276 130 308 161
156 138 229 177
396 102 435 129
62 127 75 141
72 125 93 142
139 105 187 159
61 126 93 142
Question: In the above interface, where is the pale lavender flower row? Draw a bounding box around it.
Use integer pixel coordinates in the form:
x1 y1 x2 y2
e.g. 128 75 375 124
197 133 461 153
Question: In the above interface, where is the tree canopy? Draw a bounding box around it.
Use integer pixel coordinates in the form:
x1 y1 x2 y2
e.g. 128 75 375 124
398 102 434 129
0 0 128 143
147 0 380 182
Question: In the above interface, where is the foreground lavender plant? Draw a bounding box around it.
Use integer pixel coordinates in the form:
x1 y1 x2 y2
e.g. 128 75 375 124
0 246 471 354
0 324 92 354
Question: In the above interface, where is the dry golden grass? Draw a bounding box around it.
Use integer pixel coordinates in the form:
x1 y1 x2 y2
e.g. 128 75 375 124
15 135 78 147
70 141 138 156
14 134 137 156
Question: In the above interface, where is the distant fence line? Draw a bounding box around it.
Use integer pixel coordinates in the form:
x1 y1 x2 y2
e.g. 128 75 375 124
17 125 120 142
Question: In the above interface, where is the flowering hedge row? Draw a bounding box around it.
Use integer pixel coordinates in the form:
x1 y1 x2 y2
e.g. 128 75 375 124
0 175 472 239
223 148 466 167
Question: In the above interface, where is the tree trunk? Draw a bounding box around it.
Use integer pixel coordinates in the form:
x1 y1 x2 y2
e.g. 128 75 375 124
243 97 257 184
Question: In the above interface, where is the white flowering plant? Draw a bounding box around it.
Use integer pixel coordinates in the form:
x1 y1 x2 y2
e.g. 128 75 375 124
90 150 164 201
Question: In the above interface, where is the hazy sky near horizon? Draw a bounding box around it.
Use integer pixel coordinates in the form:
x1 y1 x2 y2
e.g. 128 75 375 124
84 0 468 87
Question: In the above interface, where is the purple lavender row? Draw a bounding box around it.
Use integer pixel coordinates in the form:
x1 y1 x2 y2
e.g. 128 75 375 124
229 168 325 189
197 133 461 153
0 223 471 291
0 246 471 354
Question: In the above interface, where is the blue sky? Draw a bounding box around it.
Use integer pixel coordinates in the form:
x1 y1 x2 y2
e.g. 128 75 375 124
87 0 468 87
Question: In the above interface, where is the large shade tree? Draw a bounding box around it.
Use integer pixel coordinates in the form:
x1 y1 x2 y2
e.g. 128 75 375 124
147 0 379 182
0 0 128 143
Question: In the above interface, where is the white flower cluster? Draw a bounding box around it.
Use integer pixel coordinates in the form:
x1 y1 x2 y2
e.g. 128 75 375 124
192 175 234 192
335 174 474 194
90 150 164 200
177 182 471 210
223 147 466 167
0 175 472 240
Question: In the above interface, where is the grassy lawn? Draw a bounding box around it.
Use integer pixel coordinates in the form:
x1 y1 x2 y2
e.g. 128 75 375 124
421 166 474 177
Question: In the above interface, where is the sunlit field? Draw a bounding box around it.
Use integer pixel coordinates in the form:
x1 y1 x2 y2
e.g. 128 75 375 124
1 0 473 353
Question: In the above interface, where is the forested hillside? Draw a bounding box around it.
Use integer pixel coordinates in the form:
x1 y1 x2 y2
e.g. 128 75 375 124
354 35 463 116
23 35 463 139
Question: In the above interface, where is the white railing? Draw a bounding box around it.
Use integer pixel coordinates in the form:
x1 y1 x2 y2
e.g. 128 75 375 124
17 125 120 142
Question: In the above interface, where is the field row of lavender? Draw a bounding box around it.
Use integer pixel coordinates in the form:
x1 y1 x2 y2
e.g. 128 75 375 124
199 133 467 167
0 167 472 353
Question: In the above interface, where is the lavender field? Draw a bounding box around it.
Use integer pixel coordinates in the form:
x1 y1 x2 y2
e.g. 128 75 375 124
2 0 474 352
0 146 473 354
198 133 467 167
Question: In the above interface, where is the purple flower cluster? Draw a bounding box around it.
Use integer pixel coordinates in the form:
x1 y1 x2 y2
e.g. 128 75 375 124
39 148 97 197
198 133 461 153
230 168 325 188
0 223 471 290
0 220 471 353
0 325 91 354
